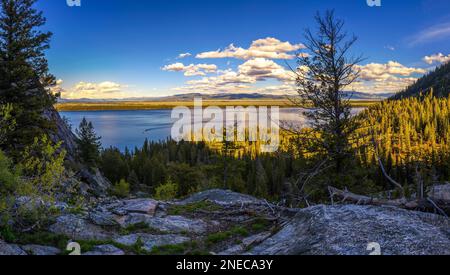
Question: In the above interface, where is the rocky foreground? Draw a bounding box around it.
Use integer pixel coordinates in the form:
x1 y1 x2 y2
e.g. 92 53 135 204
1 189 449 255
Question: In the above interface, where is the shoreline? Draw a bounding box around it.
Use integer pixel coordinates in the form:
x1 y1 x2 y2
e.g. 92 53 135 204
55 100 379 112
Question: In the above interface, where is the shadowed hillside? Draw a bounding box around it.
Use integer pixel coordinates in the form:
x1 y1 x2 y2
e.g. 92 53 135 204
393 62 450 99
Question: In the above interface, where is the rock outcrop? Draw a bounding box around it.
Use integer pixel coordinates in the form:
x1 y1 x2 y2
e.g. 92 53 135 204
119 213 208 234
21 245 61 256
0 241 27 255
83 245 125 256
113 198 159 216
248 204 450 255
77 168 112 197
429 183 450 201
178 189 262 206
49 214 115 241
44 107 111 197
115 234 191 252
43 108 78 162
1 189 449 255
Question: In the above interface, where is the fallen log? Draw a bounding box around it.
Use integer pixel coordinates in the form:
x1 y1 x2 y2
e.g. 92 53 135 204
328 186 450 217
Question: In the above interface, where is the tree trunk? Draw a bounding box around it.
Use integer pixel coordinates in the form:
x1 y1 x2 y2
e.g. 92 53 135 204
328 186 450 216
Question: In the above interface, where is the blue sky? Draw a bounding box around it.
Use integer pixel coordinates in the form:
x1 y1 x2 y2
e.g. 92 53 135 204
37 0 450 98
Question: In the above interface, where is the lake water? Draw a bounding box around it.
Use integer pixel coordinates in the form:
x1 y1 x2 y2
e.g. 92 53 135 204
60 108 362 151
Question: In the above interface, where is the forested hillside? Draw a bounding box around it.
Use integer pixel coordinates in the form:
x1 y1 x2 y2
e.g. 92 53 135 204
354 94 450 193
98 93 450 205
393 62 450 98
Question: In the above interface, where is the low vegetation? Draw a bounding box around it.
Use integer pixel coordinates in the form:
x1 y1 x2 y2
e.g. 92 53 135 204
167 201 223 216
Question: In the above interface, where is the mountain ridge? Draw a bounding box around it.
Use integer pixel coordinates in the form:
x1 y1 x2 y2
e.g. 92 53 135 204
59 91 393 103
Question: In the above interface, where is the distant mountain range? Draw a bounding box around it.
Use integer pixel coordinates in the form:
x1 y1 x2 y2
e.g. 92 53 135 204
59 91 394 103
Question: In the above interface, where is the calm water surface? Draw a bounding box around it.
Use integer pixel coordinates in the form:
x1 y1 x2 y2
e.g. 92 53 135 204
60 108 362 151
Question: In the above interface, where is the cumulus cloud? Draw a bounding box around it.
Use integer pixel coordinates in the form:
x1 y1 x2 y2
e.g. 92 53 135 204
356 61 426 82
166 37 430 95
170 57 297 94
172 69 254 94
346 61 427 93
238 58 293 82
61 81 129 99
349 78 418 93
423 53 450 64
162 62 217 76
196 37 305 60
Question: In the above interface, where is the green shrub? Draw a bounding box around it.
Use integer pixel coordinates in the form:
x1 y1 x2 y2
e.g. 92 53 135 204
0 150 22 226
230 226 249 237
250 218 272 232
112 179 130 198
206 232 231 245
12 135 67 230
0 150 21 194
206 226 250 246
20 135 66 201
167 201 222 215
150 243 186 255
0 104 16 146
154 178 178 201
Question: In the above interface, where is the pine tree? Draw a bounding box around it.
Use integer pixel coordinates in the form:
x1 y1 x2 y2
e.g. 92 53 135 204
127 170 140 192
76 118 101 167
253 158 269 198
0 0 57 154
294 10 363 183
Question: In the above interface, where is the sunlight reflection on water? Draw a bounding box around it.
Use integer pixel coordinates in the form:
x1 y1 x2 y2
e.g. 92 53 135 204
60 108 363 151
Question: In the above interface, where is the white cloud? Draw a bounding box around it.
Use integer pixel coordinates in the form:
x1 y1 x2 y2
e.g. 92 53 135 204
172 69 254 94
423 53 450 64
162 62 185 72
170 57 297 94
166 38 430 96
162 62 217 76
347 61 427 93
177 53 192 59
356 61 426 82
196 37 305 60
349 78 418 93
238 58 293 82
61 81 129 99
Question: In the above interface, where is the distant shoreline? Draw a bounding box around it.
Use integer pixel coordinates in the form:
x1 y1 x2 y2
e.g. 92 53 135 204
56 99 379 112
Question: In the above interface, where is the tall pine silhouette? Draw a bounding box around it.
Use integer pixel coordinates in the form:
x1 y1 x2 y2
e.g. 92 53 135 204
0 0 57 154
294 10 363 186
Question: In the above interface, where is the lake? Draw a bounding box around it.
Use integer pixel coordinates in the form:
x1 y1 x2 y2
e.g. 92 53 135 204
60 108 362 151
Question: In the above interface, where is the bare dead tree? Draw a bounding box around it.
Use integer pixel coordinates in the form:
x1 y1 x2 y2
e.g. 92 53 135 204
368 122 406 198
328 186 449 217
